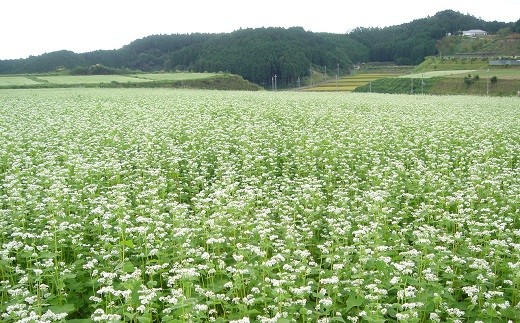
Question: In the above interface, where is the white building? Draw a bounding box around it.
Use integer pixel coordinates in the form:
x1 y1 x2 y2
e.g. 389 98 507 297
462 29 487 36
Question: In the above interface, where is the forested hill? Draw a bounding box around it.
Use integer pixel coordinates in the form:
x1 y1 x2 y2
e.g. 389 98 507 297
0 28 369 85
0 10 516 85
349 10 517 64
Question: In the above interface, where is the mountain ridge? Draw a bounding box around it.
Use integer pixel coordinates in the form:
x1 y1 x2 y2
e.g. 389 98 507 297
1 10 517 86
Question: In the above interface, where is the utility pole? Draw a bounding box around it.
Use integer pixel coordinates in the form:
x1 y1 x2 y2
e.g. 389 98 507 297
411 78 414 94
297 76 301 88
274 74 277 91
487 68 490 96
421 73 424 95
336 63 339 89
324 66 327 76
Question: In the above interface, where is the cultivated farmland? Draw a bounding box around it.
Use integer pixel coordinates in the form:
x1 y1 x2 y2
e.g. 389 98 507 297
36 75 149 85
304 74 392 92
0 76 41 86
0 89 519 322
398 70 476 79
0 73 230 89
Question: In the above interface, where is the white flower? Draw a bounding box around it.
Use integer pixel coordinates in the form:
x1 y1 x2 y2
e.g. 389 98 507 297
319 297 333 307
194 304 208 312
223 281 233 289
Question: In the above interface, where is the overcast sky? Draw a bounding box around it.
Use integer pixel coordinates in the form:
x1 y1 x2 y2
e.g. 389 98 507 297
1 0 518 60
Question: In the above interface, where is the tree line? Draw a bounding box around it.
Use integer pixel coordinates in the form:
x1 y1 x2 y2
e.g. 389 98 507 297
0 10 515 86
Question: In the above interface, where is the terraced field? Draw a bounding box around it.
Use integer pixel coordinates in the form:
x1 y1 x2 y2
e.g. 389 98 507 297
304 74 393 92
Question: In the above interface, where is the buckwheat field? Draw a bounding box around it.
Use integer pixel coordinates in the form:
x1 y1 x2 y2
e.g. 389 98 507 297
0 89 519 322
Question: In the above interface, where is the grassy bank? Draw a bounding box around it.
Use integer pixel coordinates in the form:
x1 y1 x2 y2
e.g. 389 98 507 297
354 76 519 96
354 77 442 95
414 57 490 72
0 73 262 91
430 77 520 96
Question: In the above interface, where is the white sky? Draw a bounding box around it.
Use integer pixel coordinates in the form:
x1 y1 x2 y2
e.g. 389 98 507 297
1 0 518 60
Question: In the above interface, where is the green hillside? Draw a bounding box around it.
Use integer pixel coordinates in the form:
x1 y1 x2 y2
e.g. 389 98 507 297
349 10 515 64
414 57 490 72
437 32 520 57
354 64 520 96
0 10 516 88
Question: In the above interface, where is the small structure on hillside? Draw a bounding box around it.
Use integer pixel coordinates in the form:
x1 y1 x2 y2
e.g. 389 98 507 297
463 29 487 37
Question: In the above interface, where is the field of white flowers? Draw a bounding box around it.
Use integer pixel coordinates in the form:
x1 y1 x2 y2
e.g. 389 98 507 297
0 89 519 322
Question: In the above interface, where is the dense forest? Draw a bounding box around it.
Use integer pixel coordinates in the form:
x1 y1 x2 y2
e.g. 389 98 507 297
0 10 516 86
349 10 513 64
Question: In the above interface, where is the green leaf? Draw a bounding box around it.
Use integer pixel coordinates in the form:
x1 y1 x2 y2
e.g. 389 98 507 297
49 303 76 314
485 308 499 318
345 294 364 312
39 252 58 258
501 307 520 319
120 240 134 248
62 272 77 279
137 316 152 323
123 261 135 273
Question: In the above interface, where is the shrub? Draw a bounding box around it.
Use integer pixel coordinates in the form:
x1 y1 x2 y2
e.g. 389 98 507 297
70 66 90 75
464 74 474 85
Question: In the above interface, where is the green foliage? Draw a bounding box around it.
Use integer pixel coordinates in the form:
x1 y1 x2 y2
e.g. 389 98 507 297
164 27 368 86
464 75 473 85
497 27 511 36
436 31 520 57
514 19 520 33
463 74 480 85
491 75 498 83
349 10 510 65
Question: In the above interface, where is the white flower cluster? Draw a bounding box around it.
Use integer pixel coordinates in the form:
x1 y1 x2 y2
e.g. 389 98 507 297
0 89 518 322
